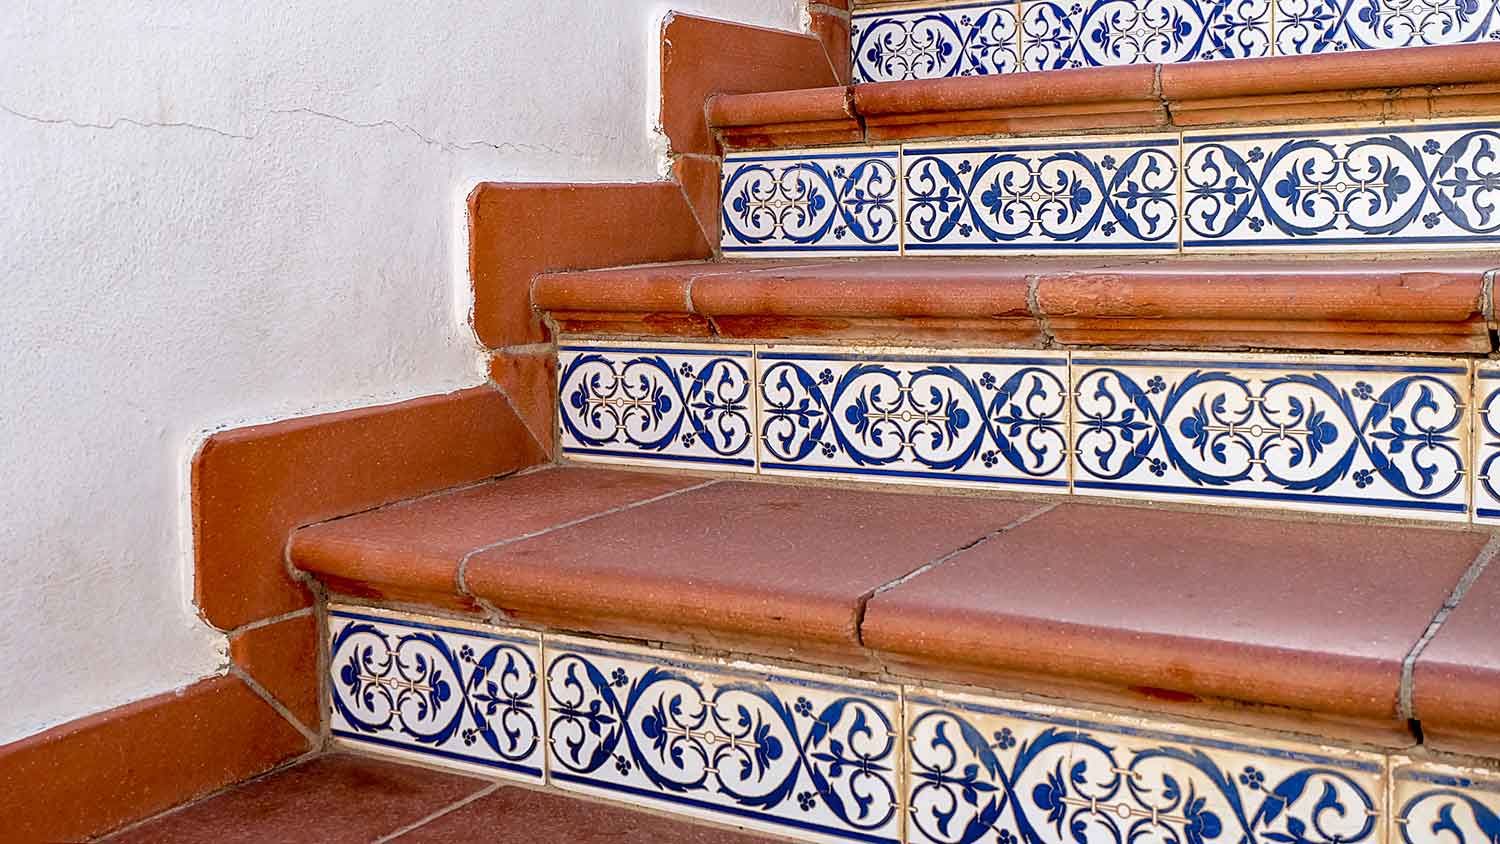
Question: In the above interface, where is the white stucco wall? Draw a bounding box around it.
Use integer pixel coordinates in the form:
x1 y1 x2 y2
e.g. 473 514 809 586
0 0 803 745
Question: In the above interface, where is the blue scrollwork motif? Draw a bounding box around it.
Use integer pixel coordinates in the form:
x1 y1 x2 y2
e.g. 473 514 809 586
909 709 1378 844
558 351 752 459
1478 381 1500 508
1073 367 1465 499
905 146 1179 247
1276 0 1500 54
853 7 1020 82
1398 786 1500 844
1021 0 1271 69
722 157 899 249
759 360 1068 478
330 621 539 765
547 652 898 833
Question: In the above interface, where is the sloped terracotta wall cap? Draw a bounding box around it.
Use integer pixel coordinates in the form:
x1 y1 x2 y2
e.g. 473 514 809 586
862 503 1490 727
1412 562 1500 755
0 675 307 843
229 613 322 730
193 385 544 630
467 182 711 349
660 13 838 157
1160 41 1500 101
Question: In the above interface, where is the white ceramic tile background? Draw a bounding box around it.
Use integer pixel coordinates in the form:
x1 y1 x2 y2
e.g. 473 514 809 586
1069 351 1472 520
556 342 758 472
755 346 1072 491
1274 0 1500 54
327 605 546 781
1473 364 1500 525
1017 0 1273 70
901 135 1182 254
542 635 904 844
721 147 903 256
1392 761 1500 844
1181 121 1500 251
852 2 1021 82
905 687 1387 844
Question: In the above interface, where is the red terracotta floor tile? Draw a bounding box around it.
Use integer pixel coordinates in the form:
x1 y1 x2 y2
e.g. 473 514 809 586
1413 556 1500 753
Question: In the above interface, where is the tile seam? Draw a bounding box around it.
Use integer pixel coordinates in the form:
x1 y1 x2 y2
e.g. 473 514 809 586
369 782 504 844
1398 531 1500 721
225 606 316 637
229 663 321 746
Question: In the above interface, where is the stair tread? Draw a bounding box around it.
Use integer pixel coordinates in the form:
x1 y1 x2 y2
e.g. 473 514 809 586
293 466 1494 736
101 751 782 843
1413 557 1500 752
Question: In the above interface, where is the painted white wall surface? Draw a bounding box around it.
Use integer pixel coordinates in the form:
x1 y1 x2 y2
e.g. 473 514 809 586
0 0 802 745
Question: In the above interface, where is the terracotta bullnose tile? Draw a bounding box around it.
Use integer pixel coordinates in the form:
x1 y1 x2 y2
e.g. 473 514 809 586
1161 42 1500 102
710 315 1044 346
103 753 489 844
468 182 711 349
548 311 716 338
392 786 782 843
1413 560 1500 756
661 14 838 157
534 265 702 316
292 467 707 611
488 349 557 458
229 613 321 730
708 87 862 149
0 675 307 843
194 387 545 630
863 503 1487 726
855 64 1158 120
465 481 1048 664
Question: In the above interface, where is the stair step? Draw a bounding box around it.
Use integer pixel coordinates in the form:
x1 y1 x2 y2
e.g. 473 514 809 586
101 752 781 843
533 255 1495 353
292 465 1497 746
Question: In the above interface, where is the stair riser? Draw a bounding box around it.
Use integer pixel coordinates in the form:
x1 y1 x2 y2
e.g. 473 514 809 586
328 604 1500 844
851 0 1500 83
719 119 1500 256
554 341 1500 525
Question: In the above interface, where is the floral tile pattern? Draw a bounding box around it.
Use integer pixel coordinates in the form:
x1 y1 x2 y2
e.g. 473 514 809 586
852 2 1021 82
327 606 545 781
1393 762 1500 844
1472 365 1500 524
1275 0 1500 54
755 347 1071 490
720 148 902 256
902 135 1182 253
557 343 757 471
1018 0 1272 70
905 687 1386 844
1069 352 1471 519
542 636 903 844
1182 121 1500 250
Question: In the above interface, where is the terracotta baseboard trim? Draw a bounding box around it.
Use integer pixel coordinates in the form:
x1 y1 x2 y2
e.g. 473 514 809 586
0 675 310 843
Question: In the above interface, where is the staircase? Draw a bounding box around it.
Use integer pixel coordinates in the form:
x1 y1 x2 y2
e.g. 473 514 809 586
115 2 1500 842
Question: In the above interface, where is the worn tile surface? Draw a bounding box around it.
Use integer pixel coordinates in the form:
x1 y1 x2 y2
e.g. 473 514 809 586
1069 352 1471 519
905 687 1386 844
1393 762 1500 844
1182 121 1500 251
755 347 1071 490
327 607 545 781
852 2 1021 82
543 636 903 844
903 135 1182 253
557 343 757 470
721 148 902 256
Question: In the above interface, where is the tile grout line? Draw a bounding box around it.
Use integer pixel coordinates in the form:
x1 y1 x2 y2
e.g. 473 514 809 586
225 605 316 637
369 782 504 844
1398 531 1500 721
229 663 322 745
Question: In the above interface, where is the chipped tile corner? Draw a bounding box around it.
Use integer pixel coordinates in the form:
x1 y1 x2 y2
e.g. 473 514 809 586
720 146 903 257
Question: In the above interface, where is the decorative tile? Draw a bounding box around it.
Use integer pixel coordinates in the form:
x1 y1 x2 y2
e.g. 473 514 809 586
542 636 903 844
755 347 1071 491
720 148 902 256
557 342 756 471
1019 0 1272 70
1473 364 1500 523
1182 121 1500 251
903 135 1182 253
1275 0 1500 54
327 606 545 781
1069 352 1471 519
852 3 1021 83
906 687 1386 844
1394 762 1500 844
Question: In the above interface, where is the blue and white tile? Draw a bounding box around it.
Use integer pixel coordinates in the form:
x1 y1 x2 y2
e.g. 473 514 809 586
543 636 903 844
557 342 757 471
1069 351 1471 520
1394 762 1500 844
1019 0 1272 70
755 346 1072 491
906 686 1386 844
327 605 545 781
1472 363 1500 524
903 134 1181 253
1274 0 1500 55
852 2 1021 83
1182 120 1500 251
721 147 902 256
